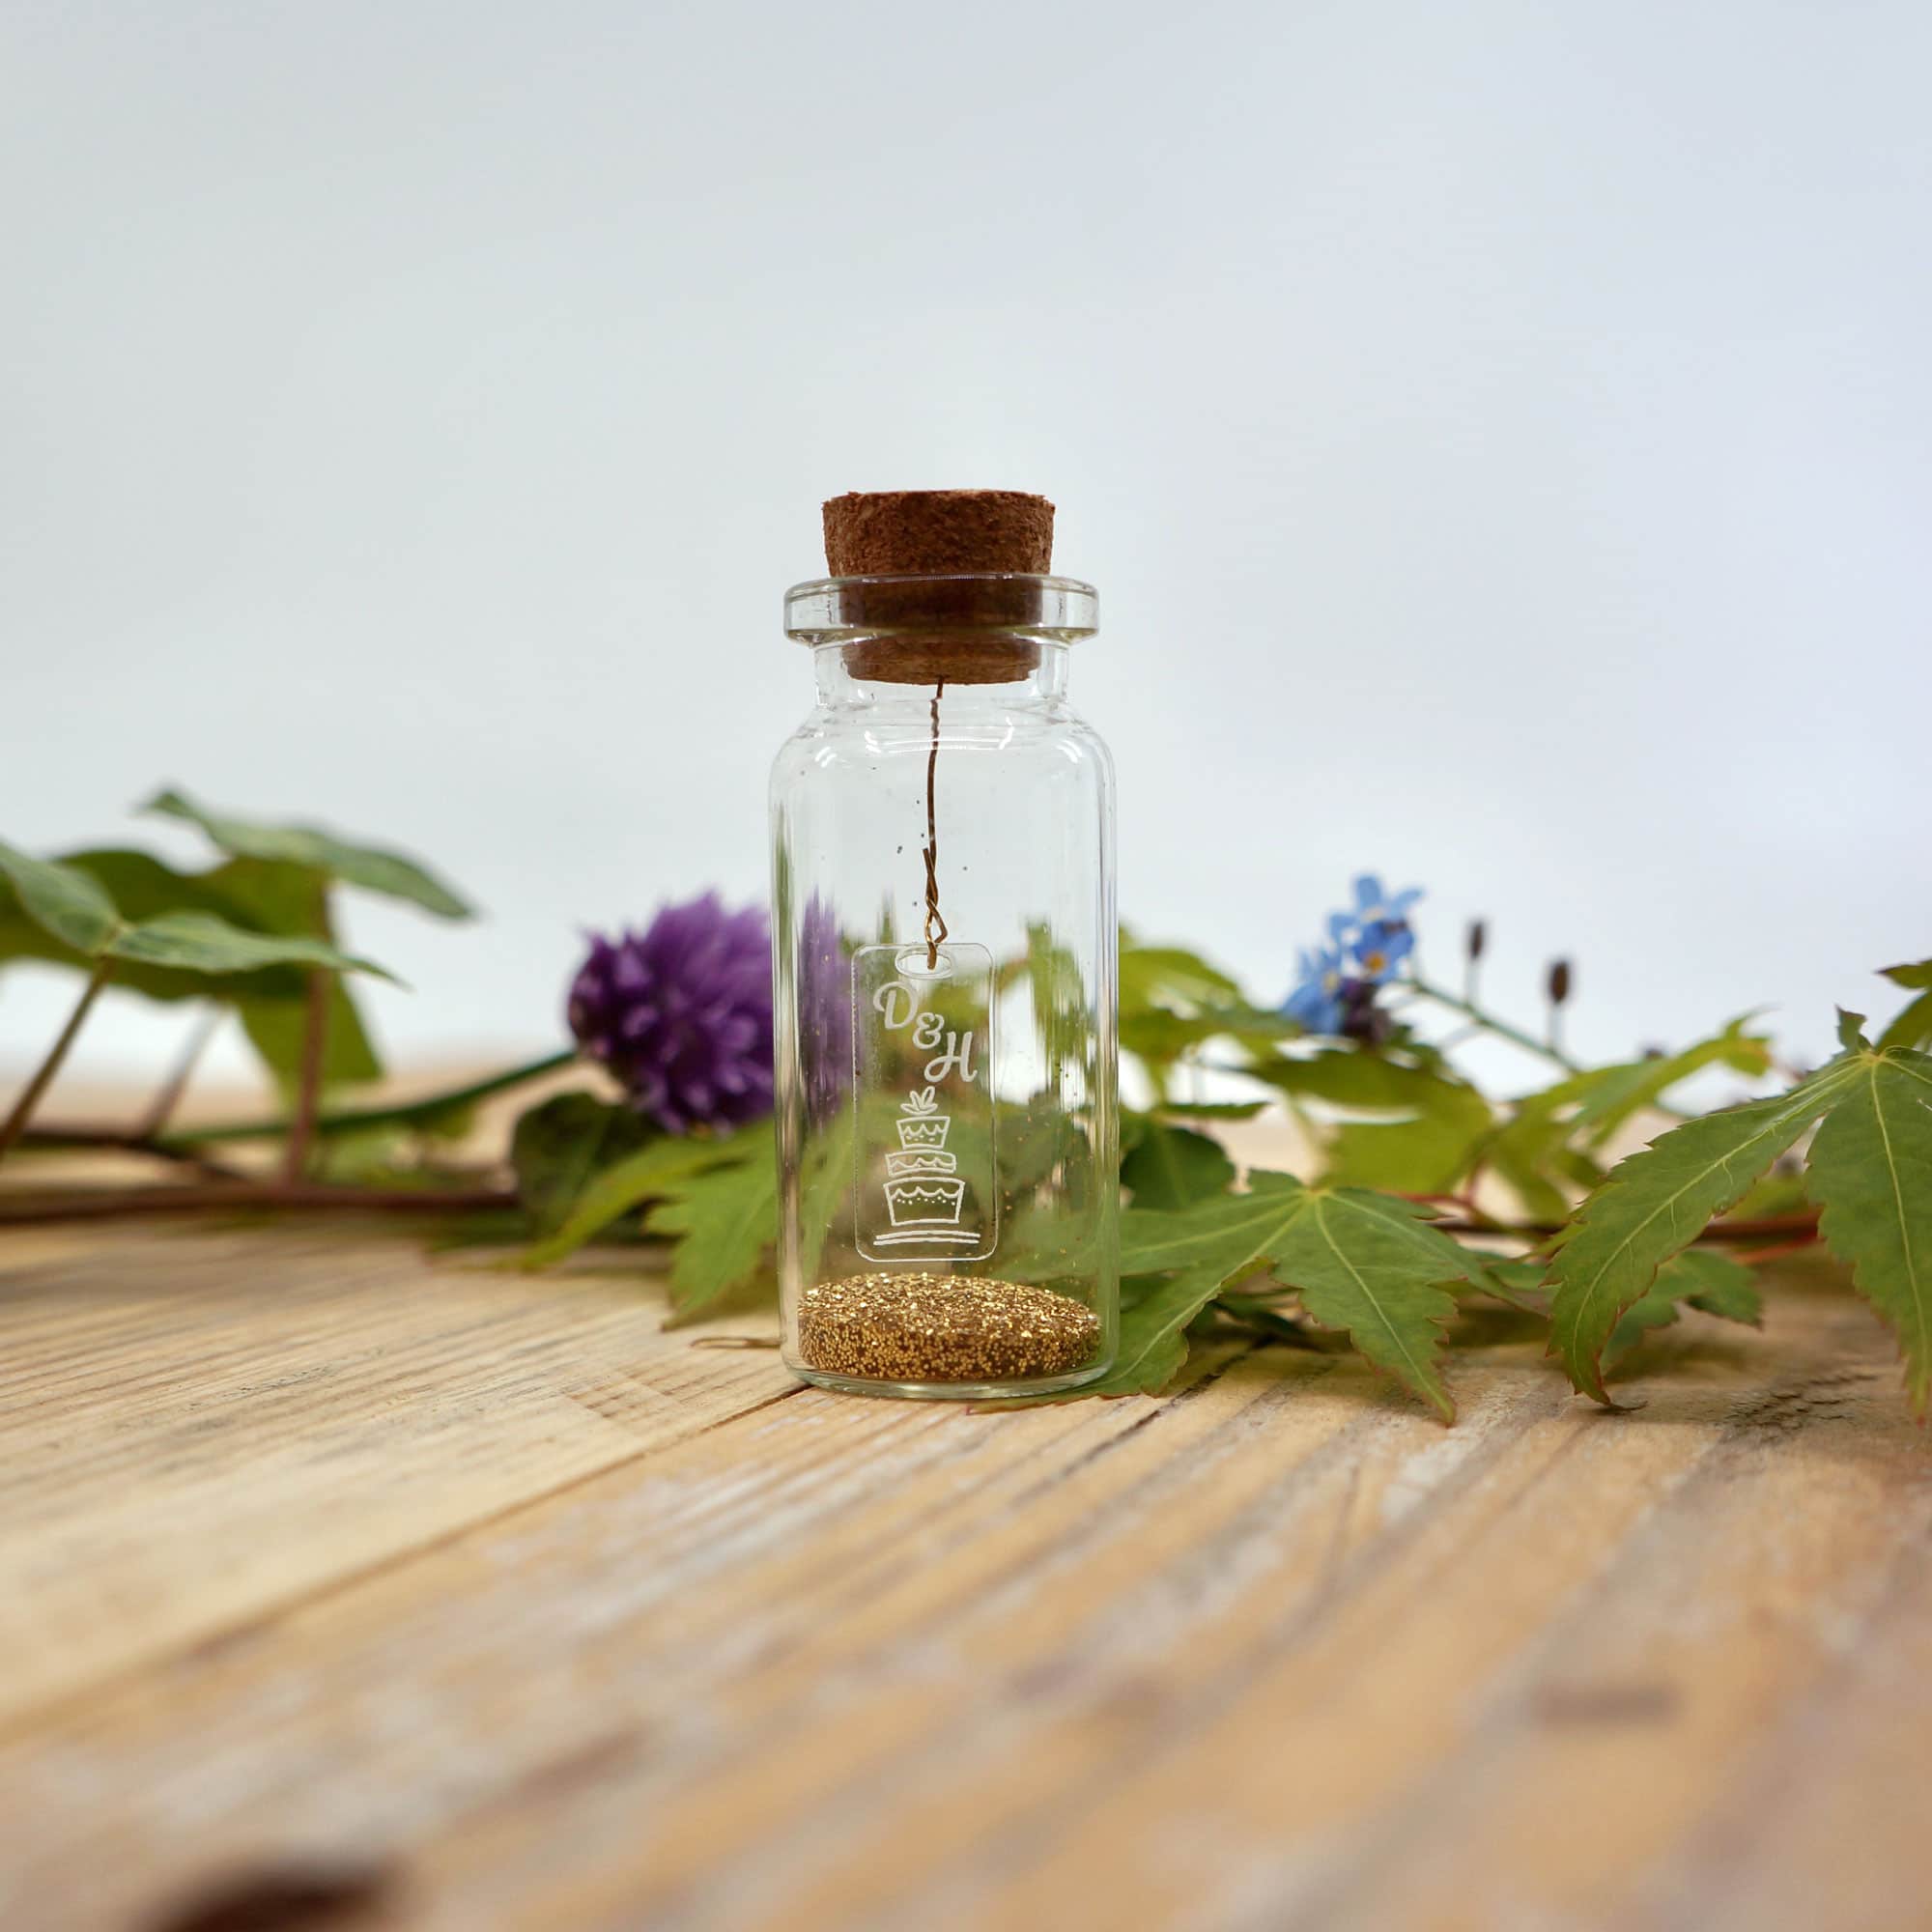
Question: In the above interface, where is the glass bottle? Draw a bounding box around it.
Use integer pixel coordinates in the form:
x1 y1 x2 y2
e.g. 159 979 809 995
771 565 1119 1398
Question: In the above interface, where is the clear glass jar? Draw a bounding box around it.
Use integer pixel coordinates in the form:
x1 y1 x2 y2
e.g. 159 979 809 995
770 573 1119 1398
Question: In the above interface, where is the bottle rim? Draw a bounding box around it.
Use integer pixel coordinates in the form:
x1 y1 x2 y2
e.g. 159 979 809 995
783 573 1098 645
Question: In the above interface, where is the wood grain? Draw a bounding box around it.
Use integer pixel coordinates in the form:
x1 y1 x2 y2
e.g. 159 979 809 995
1 1217 1927 1931
0 1221 788 1723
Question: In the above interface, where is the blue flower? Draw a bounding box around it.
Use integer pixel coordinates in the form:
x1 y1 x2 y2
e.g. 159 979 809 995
1351 874 1422 927
1350 918 1415 983
1282 945 1348 1036
1286 874 1425 1041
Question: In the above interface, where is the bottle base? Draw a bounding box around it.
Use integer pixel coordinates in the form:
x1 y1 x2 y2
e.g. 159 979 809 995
782 1352 1115 1403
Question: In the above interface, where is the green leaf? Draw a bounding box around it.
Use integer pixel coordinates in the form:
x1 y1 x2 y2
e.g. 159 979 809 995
510 1093 654 1235
0 839 120 953
1120 1120 1236 1209
1878 993 1932 1054
517 1130 747 1269
1071 1265 1229 1398
0 851 300 1006
104 912 399 981
1119 1171 1489 1420
0 840 397 989
1876 967 1932 1053
1249 1050 1493 1193
237 980 384 1092
1603 1250 1762 1370
1118 939 1245 1015
1567 1016 1774 1148
1323 1076 1493 1193
1463 1254 1551 1315
1677 1250 1764 1326
1806 1049 1932 1415
1603 1288 1687 1369
1547 1055 1865 1405
1836 1009 1870 1052
212 856 385 1088
143 787 473 919
643 1123 779 1317
1153 1100 1269 1122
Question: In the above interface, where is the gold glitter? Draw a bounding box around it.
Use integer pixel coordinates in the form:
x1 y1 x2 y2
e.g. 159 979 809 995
798 1271 1100 1384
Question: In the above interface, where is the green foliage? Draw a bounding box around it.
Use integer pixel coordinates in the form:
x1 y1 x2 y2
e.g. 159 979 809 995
1117 935 1243 1013
106 912 397 980
0 840 396 984
1053 1264 1228 1400
1805 1044 1932 1414
1877 960 1932 1053
1565 1017 1773 1150
144 787 473 919
1119 1117 1236 1209
1604 1250 1762 1370
1547 1055 1865 1405
0 840 121 953
239 986 384 1092
516 1130 748 1269
12 787 1932 1435
0 845 392 1088
1117 1171 1492 1419
1247 1050 1493 1193
511 1093 653 1234
642 1124 779 1318
1475 1016 1772 1222
1116 931 1291 1094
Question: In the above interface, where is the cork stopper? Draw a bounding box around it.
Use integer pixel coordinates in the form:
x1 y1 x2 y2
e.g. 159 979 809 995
822 490 1054 577
818 490 1058 684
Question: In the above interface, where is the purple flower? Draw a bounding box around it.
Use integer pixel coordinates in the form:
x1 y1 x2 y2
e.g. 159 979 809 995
567 893 773 1133
798 893 852 1122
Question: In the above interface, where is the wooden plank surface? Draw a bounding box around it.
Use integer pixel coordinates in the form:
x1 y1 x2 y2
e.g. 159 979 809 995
2 1216 1928 1931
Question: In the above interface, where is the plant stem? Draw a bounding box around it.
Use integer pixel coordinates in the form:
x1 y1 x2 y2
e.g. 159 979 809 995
137 1006 222 1139
283 967 332 1180
159 1048 579 1148
0 959 112 1168
14 1123 248 1181
1409 977 1584 1075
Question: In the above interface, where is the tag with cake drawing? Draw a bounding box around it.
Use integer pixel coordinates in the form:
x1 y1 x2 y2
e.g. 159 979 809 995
851 942 997 1261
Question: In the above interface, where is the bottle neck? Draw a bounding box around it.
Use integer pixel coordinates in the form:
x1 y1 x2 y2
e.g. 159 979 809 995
811 639 1071 709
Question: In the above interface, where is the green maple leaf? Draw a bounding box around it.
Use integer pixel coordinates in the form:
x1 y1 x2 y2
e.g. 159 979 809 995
1115 1170 1491 1419
1877 960 1932 1053
1603 1250 1762 1370
1547 1053 1865 1405
510 1093 654 1234
1567 1017 1773 1149
1244 1050 1492 1194
516 1129 751 1269
643 1123 778 1318
1069 1265 1229 1400
1119 1117 1236 1209
1805 1045 1932 1415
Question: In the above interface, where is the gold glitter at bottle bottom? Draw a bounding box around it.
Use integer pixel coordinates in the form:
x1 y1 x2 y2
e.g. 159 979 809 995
798 1272 1100 1384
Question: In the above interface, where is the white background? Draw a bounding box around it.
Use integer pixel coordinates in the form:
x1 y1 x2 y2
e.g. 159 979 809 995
4 0 1928 1094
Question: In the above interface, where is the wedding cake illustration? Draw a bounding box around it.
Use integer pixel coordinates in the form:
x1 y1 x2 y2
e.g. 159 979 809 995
879 1087 971 1242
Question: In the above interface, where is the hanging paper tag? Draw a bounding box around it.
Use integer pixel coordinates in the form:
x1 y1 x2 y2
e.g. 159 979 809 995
851 942 997 1262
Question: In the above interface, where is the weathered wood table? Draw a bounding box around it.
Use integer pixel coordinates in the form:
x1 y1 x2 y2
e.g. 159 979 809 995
2 1208 1928 1930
